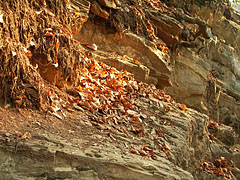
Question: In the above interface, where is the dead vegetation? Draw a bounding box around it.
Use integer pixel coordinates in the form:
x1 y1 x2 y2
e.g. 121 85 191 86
0 0 233 109
0 0 89 109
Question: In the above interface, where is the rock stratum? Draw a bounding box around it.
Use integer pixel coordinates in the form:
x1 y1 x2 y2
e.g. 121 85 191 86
0 0 240 180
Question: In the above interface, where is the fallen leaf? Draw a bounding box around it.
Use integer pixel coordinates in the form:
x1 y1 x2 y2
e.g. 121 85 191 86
81 42 98 51
49 105 61 113
74 12 81 16
178 104 186 111
139 149 150 158
45 32 54 37
24 48 32 58
56 39 60 51
129 148 139 155
156 129 162 137
35 10 42 15
20 132 32 140
91 121 98 126
72 103 84 111
62 104 74 112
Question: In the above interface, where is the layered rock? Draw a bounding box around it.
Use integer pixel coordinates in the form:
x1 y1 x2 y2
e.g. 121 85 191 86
0 102 211 180
0 0 240 180
75 22 172 88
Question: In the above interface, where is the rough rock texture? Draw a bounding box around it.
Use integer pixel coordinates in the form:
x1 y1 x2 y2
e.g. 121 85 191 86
165 4 240 131
0 106 209 180
75 22 172 88
148 10 183 46
1 97 239 179
0 0 240 180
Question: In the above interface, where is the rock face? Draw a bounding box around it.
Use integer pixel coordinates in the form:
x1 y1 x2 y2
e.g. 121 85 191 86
73 2 240 178
165 4 240 130
97 0 117 9
0 105 210 180
0 133 193 180
0 0 240 180
75 22 172 88
148 10 183 46
91 2 109 19
76 3 240 128
0 97 239 179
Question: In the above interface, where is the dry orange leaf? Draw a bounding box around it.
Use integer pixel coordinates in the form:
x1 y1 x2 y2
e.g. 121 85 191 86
68 97 74 103
25 50 32 58
63 104 74 112
49 105 60 113
76 85 83 92
142 146 153 154
129 148 139 155
139 149 149 157
56 39 60 51
156 129 162 137
45 32 54 37
178 104 186 111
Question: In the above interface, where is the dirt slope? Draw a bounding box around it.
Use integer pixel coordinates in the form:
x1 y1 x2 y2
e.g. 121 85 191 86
0 0 240 180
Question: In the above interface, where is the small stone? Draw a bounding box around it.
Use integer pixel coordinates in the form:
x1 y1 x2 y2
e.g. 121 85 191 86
124 6 129 12
140 113 147 119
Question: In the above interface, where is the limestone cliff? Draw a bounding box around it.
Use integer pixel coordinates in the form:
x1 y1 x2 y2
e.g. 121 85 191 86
0 0 240 180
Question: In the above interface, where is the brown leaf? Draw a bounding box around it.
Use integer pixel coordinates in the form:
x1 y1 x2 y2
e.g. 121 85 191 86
129 148 139 155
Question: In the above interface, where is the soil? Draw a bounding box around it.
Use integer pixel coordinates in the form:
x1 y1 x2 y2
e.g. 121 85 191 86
0 103 106 150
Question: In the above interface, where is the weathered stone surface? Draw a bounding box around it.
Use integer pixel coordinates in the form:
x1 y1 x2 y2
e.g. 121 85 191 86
165 47 208 112
91 2 109 19
194 4 240 54
0 130 194 180
97 0 117 9
215 125 238 146
76 21 172 87
165 31 240 122
148 11 183 46
1 98 238 179
70 0 91 14
93 53 150 83
3 94 235 179
232 152 240 169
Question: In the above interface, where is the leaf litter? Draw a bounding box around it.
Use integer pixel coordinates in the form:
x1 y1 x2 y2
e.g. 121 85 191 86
199 157 235 179
0 0 186 160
